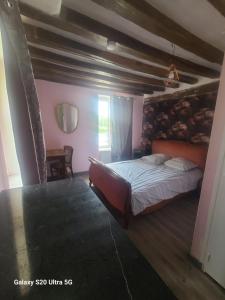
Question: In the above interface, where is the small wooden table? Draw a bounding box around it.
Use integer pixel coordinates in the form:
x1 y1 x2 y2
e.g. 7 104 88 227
46 149 66 181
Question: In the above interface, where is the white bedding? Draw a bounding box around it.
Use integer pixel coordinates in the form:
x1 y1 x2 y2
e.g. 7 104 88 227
107 159 202 215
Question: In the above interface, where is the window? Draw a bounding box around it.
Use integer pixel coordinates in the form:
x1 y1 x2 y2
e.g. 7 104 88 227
98 95 111 150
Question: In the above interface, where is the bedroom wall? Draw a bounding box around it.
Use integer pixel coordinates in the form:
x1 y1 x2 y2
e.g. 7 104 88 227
36 79 143 172
142 92 217 152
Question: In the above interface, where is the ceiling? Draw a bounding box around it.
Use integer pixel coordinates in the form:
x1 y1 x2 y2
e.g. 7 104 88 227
19 0 225 97
64 0 225 68
146 0 225 51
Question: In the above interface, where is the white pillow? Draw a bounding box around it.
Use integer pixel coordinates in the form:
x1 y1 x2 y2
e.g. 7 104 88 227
165 157 197 171
141 153 171 165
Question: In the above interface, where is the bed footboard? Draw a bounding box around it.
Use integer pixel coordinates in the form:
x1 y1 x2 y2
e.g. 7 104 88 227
88 157 131 227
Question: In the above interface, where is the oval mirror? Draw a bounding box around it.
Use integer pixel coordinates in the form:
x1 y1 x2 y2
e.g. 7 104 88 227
55 103 78 133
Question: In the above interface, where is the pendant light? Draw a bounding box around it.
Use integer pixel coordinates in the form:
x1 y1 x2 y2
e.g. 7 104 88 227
164 43 179 88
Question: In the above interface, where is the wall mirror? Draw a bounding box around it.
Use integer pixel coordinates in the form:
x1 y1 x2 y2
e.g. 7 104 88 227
55 103 78 134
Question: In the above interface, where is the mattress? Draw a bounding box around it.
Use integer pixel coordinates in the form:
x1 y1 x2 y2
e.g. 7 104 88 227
107 159 202 215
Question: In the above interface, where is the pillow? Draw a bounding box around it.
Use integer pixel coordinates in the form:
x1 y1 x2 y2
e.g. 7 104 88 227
141 153 171 165
165 157 197 171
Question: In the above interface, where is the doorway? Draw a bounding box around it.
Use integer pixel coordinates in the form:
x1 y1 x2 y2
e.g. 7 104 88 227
204 150 225 288
0 29 22 190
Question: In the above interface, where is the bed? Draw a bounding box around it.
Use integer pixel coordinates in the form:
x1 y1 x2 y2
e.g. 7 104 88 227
89 140 208 227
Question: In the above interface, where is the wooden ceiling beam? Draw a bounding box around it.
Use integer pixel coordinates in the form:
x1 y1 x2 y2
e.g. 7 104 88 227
29 46 168 89
32 58 164 92
19 2 106 47
24 24 197 84
19 2 220 78
207 0 225 17
60 6 220 78
33 70 148 96
92 0 223 64
144 81 220 103
32 60 153 94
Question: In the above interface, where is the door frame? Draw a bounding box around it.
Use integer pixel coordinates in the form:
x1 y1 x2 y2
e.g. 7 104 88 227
201 115 225 272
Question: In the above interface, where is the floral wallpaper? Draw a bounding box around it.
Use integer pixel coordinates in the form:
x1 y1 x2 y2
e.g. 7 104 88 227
142 92 217 152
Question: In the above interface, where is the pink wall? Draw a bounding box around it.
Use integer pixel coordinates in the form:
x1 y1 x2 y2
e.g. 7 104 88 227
191 60 225 262
36 79 143 172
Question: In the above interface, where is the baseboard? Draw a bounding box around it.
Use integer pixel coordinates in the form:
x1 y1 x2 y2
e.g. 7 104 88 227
188 254 203 270
76 171 89 176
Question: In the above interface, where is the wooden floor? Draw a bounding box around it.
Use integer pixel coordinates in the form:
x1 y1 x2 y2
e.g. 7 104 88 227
127 194 225 300
80 174 225 300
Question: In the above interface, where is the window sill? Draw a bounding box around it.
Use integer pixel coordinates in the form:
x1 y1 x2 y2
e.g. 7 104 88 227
99 148 111 152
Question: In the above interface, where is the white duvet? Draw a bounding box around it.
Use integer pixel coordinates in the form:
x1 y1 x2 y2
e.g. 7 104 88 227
107 159 202 215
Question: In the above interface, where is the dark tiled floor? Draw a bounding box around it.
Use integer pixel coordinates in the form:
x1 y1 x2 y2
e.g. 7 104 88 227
0 177 176 300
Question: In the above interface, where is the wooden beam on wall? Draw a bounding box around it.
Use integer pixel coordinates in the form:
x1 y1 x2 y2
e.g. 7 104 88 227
32 59 156 94
144 81 220 103
19 2 220 78
92 0 224 64
24 24 197 84
29 46 168 88
208 0 225 17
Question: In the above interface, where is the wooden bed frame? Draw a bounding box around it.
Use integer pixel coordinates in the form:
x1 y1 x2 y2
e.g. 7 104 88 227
89 140 208 228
